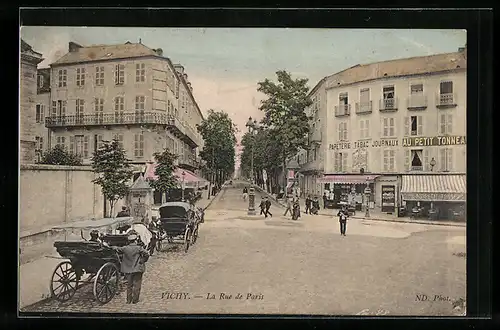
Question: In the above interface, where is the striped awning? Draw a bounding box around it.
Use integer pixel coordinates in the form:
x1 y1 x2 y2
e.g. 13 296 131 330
401 175 466 202
318 174 379 184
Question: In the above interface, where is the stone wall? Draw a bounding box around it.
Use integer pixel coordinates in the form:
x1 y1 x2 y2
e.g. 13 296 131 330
19 164 106 233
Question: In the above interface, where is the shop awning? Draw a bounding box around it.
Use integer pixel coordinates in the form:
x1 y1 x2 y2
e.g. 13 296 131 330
144 163 209 187
401 174 466 202
318 174 379 184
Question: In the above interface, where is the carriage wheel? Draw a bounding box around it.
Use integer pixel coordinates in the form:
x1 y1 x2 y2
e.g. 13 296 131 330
156 239 164 252
50 261 79 302
93 262 120 304
184 228 191 253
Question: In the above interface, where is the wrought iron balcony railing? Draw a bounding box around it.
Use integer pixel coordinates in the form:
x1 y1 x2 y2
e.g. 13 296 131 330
407 94 428 110
45 111 181 128
379 98 398 112
334 104 351 117
355 101 373 114
436 93 457 108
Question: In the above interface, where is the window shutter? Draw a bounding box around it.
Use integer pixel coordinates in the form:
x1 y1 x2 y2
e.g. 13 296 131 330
404 117 409 136
140 134 144 157
423 149 429 171
446 149 453 171
440 149 446 171
447 114 453 134
334 152 338 172
41 105 44 121
342 153 348 172
366 120 369 138
383 118 388 137
343 122 348 140
69 136 75 154
383 150 388 171
417 115 423 135
390 150 396 171
389 118 395 136
440 114 446 134
134 134 138 157
338 123 342 140
52 101 57 117
404 150 410 171
84 136 89 158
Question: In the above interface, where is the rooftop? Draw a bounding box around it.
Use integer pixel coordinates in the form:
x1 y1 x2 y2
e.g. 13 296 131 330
51 42 159 66
324 50 467 89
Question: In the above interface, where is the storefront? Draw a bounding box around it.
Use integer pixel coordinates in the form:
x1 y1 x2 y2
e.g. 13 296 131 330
400 174 466 221
374 175 400 214
319 174 378 209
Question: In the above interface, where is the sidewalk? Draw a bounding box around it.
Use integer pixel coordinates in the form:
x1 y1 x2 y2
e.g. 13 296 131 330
254 186 465 228
19 252 66 309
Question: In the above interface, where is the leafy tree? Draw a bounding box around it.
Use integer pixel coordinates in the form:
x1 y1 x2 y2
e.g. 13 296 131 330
197 109 237 186
257 70 312 187
39 144 83 166
149 148 178 196
91 139 133 217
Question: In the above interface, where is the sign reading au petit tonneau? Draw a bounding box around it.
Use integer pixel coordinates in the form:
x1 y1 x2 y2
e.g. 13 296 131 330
402 136 466 147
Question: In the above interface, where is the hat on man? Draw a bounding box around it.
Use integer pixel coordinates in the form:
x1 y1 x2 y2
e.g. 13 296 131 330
127 230 138 241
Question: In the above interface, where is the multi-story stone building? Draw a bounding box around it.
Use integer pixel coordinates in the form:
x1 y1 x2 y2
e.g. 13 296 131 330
44 41 204 175
294 46 467 219
20 39 44 164
34 68 51 162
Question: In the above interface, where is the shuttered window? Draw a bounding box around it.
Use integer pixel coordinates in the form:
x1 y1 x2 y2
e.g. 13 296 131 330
134 133 144 157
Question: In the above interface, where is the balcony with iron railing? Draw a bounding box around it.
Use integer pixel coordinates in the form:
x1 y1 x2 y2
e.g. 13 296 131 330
308 129 322 144
355 101 373 115
407 94 428 110
334 104 351 117
178 154 199 170
45 111 199 148
379 98 399 112
436 93 458 108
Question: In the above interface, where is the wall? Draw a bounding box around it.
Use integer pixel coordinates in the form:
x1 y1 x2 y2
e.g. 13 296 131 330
324 70 467 174
20 61 38 164
19 164 107 233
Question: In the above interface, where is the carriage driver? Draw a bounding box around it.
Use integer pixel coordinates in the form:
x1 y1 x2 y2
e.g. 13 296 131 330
111 231 150 304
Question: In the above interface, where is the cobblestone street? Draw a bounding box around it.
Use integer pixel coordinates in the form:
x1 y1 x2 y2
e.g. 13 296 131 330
22 183 466 316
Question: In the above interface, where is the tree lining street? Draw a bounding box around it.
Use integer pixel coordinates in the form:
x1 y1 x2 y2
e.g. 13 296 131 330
22 183 466 316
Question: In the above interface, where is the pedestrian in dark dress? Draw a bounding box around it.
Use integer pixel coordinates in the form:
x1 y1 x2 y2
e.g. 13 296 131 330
264 197 272 217
305 195 312 214
259 198 266 217
311 197 320 215
111 232 150 304
323 192 328 209
337 207 348 236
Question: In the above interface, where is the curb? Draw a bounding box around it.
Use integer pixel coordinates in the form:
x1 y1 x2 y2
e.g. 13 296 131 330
253 186 465 228
202 185 226 211
253 185 287 208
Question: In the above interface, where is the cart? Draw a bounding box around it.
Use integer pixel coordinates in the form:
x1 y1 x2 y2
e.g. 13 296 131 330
49 217 134 304
157 202 200 253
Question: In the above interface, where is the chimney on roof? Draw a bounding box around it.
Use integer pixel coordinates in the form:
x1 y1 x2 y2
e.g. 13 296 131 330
139 38 142 44
155 48 163 56
173 64 184 74
68 42 83 52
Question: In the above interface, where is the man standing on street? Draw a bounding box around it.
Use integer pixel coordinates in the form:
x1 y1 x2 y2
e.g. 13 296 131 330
264 197 273 217
305 195 312 214
259 197 267 217
112 231 150 304
337 206 348 236
116 206 130 217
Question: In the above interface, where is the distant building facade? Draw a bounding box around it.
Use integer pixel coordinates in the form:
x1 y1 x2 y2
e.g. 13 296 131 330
44 41 204 175
293 47 467 219
20 39 44 164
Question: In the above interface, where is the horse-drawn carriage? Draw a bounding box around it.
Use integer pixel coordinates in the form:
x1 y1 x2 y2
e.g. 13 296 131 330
151 202 203 253
49 217 136 304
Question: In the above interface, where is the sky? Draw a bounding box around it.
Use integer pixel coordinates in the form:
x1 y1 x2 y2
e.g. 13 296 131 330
20 27 466 165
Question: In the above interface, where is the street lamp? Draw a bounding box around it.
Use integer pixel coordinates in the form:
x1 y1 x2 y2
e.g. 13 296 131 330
430 157 436 171
364 177 371 218
181 170 186 201
245 117 259 216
